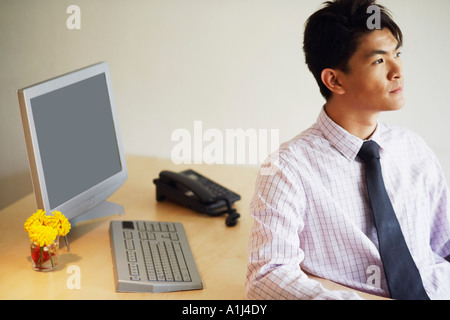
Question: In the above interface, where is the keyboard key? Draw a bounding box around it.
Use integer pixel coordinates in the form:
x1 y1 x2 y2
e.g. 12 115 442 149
125 239 134 250
127 251 136 262
129 263 139 276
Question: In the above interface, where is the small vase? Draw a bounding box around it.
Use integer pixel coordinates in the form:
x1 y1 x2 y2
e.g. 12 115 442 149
30 236 59 271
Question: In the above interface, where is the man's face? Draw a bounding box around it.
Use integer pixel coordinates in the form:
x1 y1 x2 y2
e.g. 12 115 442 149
340 28 405 113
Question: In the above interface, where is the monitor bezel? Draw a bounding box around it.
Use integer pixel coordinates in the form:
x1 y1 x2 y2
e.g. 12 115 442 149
18 62 128 222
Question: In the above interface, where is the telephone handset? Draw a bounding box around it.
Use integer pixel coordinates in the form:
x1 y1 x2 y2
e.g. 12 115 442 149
153 169 241 227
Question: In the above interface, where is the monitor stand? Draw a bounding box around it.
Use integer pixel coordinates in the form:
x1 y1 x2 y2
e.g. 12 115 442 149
69 201 124 227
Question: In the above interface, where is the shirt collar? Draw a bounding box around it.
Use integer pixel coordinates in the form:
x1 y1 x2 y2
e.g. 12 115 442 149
317 107 385 162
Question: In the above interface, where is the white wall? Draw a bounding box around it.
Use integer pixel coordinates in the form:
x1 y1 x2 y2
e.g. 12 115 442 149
1 0 450 208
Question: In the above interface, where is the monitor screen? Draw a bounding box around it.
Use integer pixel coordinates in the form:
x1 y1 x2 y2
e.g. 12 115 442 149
18 62 127 224
31 73 122 209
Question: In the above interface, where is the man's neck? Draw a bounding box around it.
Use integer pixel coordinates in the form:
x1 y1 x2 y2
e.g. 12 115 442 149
324 100 379 141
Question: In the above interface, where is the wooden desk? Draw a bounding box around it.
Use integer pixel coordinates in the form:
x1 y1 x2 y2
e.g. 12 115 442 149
0 156 386 300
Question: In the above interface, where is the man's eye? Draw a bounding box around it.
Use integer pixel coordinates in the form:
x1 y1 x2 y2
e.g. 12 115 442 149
395 51 402 58
374 58 384 64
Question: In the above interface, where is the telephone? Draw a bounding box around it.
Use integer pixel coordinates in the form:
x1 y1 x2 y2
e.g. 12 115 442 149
153 169 241 227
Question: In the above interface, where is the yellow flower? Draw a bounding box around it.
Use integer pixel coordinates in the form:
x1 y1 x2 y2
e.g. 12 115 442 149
46 210 71 236
24 209 46 233
24 209 71 246
28 223 58 247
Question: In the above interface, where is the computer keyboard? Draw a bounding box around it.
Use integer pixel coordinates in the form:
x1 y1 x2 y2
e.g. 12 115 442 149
109 220 203 293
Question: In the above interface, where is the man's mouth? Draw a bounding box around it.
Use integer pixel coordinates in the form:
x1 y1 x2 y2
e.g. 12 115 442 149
389 87 403 94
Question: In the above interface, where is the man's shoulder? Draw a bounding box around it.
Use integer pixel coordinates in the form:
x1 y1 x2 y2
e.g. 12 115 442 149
278 126 324 155
380 122 428 147
379 122 440 168
263 124 328 172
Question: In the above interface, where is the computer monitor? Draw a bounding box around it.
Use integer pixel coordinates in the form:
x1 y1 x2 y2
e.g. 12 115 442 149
18 62 127 226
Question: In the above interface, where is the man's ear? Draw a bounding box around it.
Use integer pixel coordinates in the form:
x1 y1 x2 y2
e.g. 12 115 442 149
321 68 345 95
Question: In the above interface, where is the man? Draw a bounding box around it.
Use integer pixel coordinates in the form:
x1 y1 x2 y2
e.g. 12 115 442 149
246 0 450 300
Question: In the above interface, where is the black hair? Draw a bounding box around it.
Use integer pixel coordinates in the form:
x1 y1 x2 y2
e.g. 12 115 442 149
303 0 403 100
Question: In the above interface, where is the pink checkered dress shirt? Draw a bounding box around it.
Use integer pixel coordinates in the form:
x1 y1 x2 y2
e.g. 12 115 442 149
246 107 450 300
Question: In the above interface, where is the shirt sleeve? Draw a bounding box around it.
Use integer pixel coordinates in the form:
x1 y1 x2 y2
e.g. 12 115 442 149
245 153 364 300
425 145 450 260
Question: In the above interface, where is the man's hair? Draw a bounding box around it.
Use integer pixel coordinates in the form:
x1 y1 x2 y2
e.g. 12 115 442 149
303 0 403 100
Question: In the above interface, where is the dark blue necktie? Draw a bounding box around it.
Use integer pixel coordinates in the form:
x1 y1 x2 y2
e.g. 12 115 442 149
358 141 429 300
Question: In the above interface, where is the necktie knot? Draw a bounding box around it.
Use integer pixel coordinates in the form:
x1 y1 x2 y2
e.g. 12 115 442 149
358 140 380 163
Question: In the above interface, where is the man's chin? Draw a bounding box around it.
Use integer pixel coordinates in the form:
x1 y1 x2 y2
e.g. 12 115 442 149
385 96 406 111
